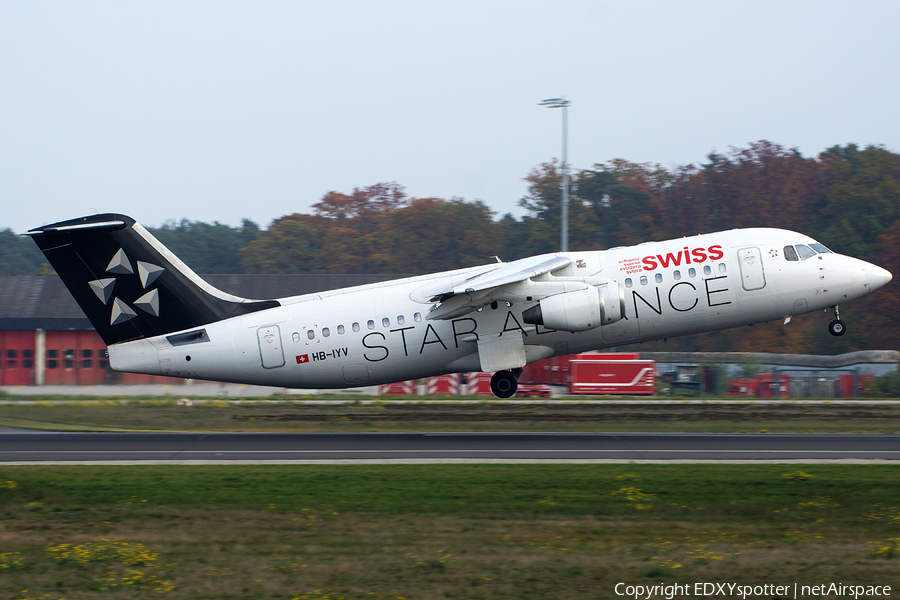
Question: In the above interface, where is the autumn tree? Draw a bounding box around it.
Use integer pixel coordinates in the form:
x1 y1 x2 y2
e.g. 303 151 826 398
516 161 570 255
659 141 821 237
147 219 261 274
371 198 498 273
243 186 500 275
816 144 900 257
576 160 667 248
240 215 321 273
518 161 610 254
312 182 409 223
868 224 900 341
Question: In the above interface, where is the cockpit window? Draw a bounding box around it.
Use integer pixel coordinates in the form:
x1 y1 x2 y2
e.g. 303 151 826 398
784 245 799 261
796 244 817 260
809 243 832 254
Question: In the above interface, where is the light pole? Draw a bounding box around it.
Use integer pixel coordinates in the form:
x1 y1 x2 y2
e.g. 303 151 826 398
539 97 571 252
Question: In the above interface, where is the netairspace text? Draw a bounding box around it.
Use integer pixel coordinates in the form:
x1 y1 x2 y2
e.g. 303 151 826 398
614 582 891 600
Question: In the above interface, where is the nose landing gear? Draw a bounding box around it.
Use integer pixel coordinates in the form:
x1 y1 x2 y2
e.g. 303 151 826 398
828 305 846 337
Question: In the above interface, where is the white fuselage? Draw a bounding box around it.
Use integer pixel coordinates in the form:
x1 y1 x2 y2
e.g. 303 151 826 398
108 228 883 388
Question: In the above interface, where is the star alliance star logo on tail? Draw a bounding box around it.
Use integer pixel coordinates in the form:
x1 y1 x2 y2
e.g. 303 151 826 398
87 248 166 325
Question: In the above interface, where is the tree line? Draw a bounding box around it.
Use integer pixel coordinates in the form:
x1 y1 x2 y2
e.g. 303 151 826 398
2 141 898 353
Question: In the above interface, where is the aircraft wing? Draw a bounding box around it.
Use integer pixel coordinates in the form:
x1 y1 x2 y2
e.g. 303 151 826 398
427 254 572 320
430 254 571 302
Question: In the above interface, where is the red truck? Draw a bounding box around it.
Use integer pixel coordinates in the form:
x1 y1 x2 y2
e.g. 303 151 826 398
568 355 656 395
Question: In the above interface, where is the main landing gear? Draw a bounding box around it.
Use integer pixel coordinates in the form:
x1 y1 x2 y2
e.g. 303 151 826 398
490 368 522 398
828 305 846 337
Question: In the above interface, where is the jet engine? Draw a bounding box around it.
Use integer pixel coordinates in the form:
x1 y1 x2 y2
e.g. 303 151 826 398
522 282 625 332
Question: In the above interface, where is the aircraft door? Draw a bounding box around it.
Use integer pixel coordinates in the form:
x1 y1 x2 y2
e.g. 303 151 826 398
738 247 766 291
257 325 285 369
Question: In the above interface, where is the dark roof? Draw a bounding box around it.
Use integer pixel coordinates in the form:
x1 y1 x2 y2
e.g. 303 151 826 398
0 274 405 331
0 275 87 329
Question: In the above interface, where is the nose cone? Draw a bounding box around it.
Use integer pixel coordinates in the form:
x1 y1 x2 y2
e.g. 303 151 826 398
867 264 892 292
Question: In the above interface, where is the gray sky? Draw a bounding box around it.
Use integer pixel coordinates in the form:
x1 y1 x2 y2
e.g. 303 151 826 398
2 1 899 234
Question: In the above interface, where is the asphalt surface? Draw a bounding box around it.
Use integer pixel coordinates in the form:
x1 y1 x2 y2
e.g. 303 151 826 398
1 431 899 464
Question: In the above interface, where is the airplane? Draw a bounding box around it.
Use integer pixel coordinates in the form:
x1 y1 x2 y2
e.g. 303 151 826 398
27 213 892 397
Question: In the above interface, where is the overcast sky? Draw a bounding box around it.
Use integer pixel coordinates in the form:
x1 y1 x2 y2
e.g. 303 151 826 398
2 1 899 234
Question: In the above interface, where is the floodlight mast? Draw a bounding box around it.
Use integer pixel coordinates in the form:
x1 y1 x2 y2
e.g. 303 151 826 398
538 97 571 252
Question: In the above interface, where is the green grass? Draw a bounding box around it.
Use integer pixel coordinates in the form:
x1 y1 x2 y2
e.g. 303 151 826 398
2 397 900 433
1 465 899 598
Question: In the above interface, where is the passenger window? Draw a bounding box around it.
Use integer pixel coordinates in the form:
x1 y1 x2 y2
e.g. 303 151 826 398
655 273 663 283
414 312 422 322
382 317 390 328
703 265 712 276
688 267 696 278
397 315 405 325
322 327 330 338
673 270 681 281
640 275 648 286
625 278 633 288
809 243 832 254
784 245 799 261
718 263 726 273
337 325 345 335
367 320 375 330
352 322 360 333
307 330 315 340
796 244 817 260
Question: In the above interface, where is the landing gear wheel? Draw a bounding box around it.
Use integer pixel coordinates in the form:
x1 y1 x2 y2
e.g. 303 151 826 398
490 370 518 398
829 319 846 337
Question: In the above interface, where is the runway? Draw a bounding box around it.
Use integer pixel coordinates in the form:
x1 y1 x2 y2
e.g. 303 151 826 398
1 431 899 464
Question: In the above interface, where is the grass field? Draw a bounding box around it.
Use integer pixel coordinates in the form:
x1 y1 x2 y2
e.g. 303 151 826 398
2 398 898 598
2 396 900 433
1 464 899 599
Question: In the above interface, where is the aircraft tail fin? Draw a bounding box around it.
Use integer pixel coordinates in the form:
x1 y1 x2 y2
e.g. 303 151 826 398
26 214 280 345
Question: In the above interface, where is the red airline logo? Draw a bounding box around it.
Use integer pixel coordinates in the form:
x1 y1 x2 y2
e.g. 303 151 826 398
641 244 724 272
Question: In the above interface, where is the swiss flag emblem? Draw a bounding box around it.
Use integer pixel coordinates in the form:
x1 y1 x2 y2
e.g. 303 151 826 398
296 354 310 364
